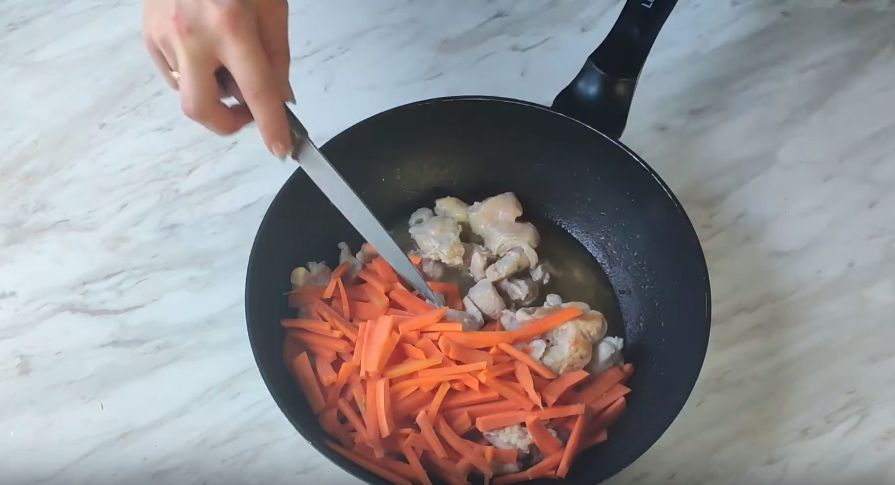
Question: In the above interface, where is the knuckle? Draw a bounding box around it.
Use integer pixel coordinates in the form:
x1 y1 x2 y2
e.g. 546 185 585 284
180 96 206 122
210 0 246 34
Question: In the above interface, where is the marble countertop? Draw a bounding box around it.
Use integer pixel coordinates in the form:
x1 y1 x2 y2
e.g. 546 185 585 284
3 0 895 483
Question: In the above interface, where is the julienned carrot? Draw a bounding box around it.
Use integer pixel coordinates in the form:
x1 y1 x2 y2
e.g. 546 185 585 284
364 315 394 375
384 356 443 379
337 398 368 438
280 318 336 334
574 366 626 405
418 361 487 378
427 282 463 310
399 441 434 485
315 354 338 386
513 361 541 408
542 369 589 406
314 299 359 342
293 353 326 414
389 288 436 315
328 362 356 406
445 399 521 421
557 413 587 478
481 378 535 411
394 385 420 401
326 440 413 485
429 381 451 418
525 415 563 455
393 390 433 420
442 389 500 409
448 411 474 435
588 384 631 413
291 330 353 354
349 300 386 321
497 343 557 379
435 416 492 477
335 278 351 319
447 345 494 366
361 284 390 312
354 321 368 369
358 268 390 294
475 411 529 431
401 343 427 360
508 306 583 343
526 450 564 480
402 331 421 345
397 307 449 334
492 448 518 464
377 378 395 438
364 378 382 451
589 396 627 432
417 339 480 391
421 322 463 333
478 362 516 381
407 254 422 265
370 257 400 284
415 410 447 459
444 331 512 349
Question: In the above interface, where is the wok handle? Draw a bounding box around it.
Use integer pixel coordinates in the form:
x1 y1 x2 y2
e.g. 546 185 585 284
551 0 677 139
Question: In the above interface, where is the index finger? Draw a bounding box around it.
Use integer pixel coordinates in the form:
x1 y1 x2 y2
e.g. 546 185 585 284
221 33 291 158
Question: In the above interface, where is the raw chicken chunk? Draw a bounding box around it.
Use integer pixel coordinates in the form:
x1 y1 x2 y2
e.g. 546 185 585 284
529 264 552 285
338 242 363 282
420 258 446 281
408 208 435 226
466 279 506 320
291 262 332 289
497 277 539 306
467 193 523 235
446 296 486 332
484 424 534 454
408 215 465 267
463 243 495 281
355 244 378 265
482 223 540 260
435 196 470 222
587 336 625 375
486 247 534 281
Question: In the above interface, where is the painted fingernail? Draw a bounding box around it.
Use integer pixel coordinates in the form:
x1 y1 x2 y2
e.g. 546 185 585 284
271 142 290 159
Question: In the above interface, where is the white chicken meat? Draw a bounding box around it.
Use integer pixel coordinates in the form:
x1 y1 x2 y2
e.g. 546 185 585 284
446 296 486 332
338 242 363 282
408 215 465 267
467 192 523 235
420 258 446 281
466 279 506 320
486 247 534 282
483 424 534 455
587 336 625 375
434 196 470 222
529 263 552 285
497 277 539 306
291 262 332 289
463 243 495 281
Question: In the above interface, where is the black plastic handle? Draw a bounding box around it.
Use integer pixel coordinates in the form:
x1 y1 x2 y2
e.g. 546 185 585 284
551 0 677 139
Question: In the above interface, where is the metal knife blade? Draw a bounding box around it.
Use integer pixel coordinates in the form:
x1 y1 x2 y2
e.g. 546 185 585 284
284 107 440 305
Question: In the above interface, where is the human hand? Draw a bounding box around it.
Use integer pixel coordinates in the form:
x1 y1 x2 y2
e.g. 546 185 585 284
143 0 294 158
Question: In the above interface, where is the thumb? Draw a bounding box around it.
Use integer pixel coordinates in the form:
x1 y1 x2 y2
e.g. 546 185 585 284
258 0 293 103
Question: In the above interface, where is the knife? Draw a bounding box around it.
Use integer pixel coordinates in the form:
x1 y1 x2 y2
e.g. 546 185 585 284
284 107 441 305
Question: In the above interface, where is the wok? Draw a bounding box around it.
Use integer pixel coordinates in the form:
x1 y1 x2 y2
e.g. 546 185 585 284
246 0 710 483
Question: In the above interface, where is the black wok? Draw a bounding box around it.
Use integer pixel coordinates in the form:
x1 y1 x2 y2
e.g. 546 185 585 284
246 0 710 483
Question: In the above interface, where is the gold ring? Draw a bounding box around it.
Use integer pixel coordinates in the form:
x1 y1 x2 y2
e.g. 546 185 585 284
170 70 181 82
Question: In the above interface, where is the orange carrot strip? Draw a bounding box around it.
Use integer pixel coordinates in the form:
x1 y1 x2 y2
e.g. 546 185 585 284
350 300 386 321
407 253 422 265
415 410 447 459
364 379 383 453
394 385 420 401
513 360 541 407
478 362 517 381
325 440 412 485
443 331 512 349
290 330 353 354
388 288 435 315
330 285 371 302
497 343 557 379
526 450 564 480
354 321 368 369
391 375 462 393
419 361 487 378
384 356 443 379
377 378 395 438
322 277 339 301
442 389 501 409
428 282 463 311
404 432 434 453
337 280 351 320
364 315 394 375
435 416 492 477
525 416 563 455
393 390 434 420
508 306 583 343
280 318 336 334
557 413 587 478
475 411 529 431
401 331 421 345
288 338 338 362
399 440 434 485
449 381 466 392
492 448 518 464
535 404 586 420
574 366 626 405
356 445 417 480
388 308 415 317
582 428 609 450
481 378 535 411
315 354 338 387
370 257 400 284
417 338 481 391
292 353 326 414
336 399 368 438
363 243 379 256
397 307 449 334
401 343 427 360
314 299 359 342
327 362 356 406
361 283 390 312
447 346 494 366
428 382 451 418
376 331 402 374
358 268 390 294
542 369 589 406
589 396 627 432
589 384 631 413
448 411 474 436
493 471 530 485
445 399 521 421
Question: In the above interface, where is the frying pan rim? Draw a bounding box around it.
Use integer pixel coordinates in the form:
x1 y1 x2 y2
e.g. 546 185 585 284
245 95 712 484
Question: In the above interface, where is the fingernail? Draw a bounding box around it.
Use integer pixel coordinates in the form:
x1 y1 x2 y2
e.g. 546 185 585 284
271 142 291 159
287 85 296 104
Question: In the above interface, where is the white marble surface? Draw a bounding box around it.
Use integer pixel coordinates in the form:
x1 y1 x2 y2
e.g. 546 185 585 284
2 0 895 483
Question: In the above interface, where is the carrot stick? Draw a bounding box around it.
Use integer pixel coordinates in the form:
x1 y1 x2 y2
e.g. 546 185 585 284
389 288 436 315
314 299 359 342
415 410 447 459
361 283 390 312
478 362 517 381
404 432 434 453
327 362 356 406
589 396 627 432
428 382 451 418
397 307 449 334
292 353 326 414
493 472 530 485
419 361 487 378
447 346 494 366
325 440 413 485
330 284 372 302
364 315 394 375
442 389 501 409
513 361 541 407
534 404 586 420
574 366 626 405
364 380 382 449
589 384 631 413
370 257 400 284
481 378 534 411
557 413 587 478
336 399 368 438
399 441 434 485
393 390 433 420
384 356 443 379
526 450 564 480
388 308 415 317
290 330 353 354
358 268 390 294
417 338 480 391
280 319 337 334
349 300 386 321
581 428 609 450
377 378 396 438
497 343 557 379
376 331 402 374
542 369 589 406
508 306 583 343
315 354 338 387
394 385 420 401
448 411 474 436
322 277 338 300
427 282 463 311
354 321 368 369
492 448 518 464
401 331 422 345
407 254 422 265
401 343 427 360
391 375 462 394
356 445 418 480
443 331 512 349
335 279 351 319
475 411 529 431
525 416 563 455
421 323 463 333
435 416 492 478
445 399 521 421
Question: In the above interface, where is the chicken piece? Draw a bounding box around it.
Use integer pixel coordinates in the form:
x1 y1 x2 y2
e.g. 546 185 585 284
355 244 378 265
497 277 539 306
510 295 608 375
420 258 446 281
291 262 332 289
586 336 625 375
486 247 534 282
467 193 523 235
408 207 435 226
338 242 363 282
446 296 486 332
483 424 534 455
529 263 552 285
462 243 495 281
408 215 465 267
482 223 540 261
466 279 506 320
435 196 470 222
